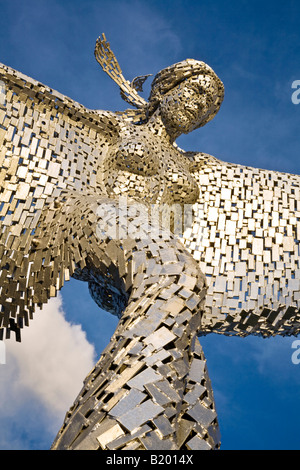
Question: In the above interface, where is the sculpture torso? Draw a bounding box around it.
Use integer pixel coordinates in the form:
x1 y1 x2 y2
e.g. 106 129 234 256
102 117 199 206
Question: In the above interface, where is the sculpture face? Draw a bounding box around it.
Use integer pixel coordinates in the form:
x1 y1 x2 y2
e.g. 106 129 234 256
159 74 219 135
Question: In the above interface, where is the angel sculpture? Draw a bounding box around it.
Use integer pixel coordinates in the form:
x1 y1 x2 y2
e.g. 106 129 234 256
0 33 299 451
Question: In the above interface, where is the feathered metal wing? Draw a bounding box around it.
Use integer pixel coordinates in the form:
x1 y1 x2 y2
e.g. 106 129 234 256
0 62 121 340
180 151 300 337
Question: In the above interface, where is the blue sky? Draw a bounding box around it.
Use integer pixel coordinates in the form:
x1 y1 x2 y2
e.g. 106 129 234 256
0 0 300 450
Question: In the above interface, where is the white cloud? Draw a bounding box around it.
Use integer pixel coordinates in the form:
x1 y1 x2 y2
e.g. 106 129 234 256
0 294 96 449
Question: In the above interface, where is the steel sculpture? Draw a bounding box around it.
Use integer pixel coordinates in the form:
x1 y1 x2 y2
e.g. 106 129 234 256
0 34 299 450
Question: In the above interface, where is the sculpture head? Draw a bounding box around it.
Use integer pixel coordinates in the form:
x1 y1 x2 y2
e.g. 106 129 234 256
95 35 224 135
148 59 224 137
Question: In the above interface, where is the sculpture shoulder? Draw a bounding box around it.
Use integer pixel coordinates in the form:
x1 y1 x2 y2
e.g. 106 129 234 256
174 148 220 173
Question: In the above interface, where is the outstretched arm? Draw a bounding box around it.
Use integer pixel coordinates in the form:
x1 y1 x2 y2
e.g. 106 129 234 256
180 151 300 338
0 61 119 340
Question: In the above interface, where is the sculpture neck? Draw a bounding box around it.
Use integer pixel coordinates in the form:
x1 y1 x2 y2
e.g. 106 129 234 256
145 109 181 144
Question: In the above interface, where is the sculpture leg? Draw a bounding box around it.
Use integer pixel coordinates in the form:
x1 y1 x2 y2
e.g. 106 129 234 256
177 336 221 450
47 193 220 450
51 250 219 449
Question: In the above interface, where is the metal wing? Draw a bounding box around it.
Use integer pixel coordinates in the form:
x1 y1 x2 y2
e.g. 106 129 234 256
0 62 119 340
180 152 300 337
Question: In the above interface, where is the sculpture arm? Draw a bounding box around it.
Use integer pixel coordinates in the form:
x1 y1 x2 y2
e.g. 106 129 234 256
180 151 300 338
0 62 119 340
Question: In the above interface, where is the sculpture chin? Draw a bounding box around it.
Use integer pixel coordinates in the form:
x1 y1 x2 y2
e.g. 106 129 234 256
161 111 199 137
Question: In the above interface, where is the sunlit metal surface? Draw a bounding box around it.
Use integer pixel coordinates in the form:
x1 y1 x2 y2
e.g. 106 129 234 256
0 34 299 450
